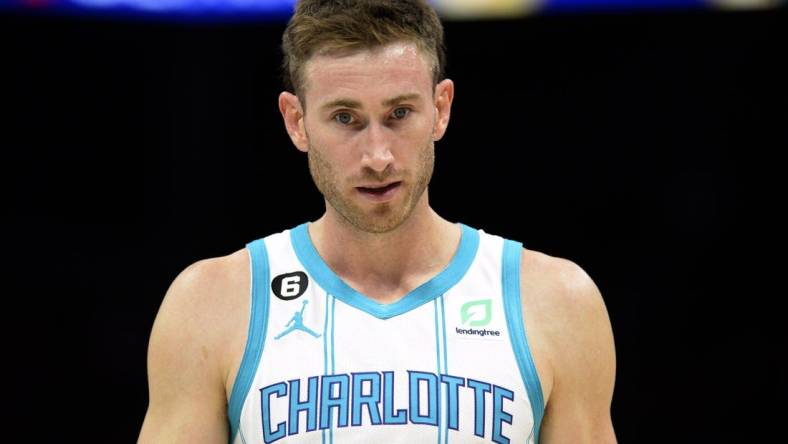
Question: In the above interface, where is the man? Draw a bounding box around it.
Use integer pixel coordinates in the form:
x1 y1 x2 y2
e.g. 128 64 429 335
138 1 617 443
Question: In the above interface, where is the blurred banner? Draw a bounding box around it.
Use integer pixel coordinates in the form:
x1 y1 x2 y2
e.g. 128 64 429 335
1 0 785 20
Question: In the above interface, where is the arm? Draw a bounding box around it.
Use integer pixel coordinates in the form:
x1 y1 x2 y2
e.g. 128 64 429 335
538 259 617 444
138 259 232 443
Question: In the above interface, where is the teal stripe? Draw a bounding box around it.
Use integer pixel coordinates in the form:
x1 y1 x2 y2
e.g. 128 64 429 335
433 299 442 444
331 295 336 374
440 295 448 374
322 292 330 444
440 294 449 444
228 239 271 441
330 295 336 444
501 239 545 443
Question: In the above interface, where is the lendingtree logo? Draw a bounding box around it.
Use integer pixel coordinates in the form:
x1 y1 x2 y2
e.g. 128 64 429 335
456 298 500 338
460 299 492 327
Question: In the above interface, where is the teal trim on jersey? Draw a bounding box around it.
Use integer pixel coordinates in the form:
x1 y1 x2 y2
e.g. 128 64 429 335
330 295 336 444
502 239 545 443
229 239 272 441
323 292 330 375
331 295 336 374
290 222 480 319
433 299 442 444
440 294 449 444
322 292 330 444
440 294 448 374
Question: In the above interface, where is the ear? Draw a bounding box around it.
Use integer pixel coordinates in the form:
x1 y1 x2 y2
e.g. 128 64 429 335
431 78 454 142
278 91 309 152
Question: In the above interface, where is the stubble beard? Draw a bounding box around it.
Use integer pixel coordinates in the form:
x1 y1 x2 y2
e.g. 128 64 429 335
307 140 435 234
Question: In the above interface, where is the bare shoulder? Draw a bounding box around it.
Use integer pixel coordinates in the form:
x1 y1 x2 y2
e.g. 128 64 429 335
157 248 250 346
517 247 597 402
157 247 252 384
519 247 608 327
518 247 617 443
139 247 251 443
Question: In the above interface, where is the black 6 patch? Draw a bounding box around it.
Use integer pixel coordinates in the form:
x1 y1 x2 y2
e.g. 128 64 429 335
271 271 309 301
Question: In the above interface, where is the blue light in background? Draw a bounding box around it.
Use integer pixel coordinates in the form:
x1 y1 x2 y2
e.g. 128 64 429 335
0 0 783 20
70 0 294 13
0 0 296 21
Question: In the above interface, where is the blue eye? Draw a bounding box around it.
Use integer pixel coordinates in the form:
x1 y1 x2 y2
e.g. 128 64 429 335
334 112 353 125
392 108 410 119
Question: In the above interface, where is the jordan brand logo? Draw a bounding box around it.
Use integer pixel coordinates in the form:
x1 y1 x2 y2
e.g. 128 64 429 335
274 300 321 340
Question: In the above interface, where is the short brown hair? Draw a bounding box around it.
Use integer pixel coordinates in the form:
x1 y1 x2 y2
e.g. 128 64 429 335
281 0 446 101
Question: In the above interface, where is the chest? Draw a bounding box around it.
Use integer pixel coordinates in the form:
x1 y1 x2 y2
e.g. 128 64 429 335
244 284 535 443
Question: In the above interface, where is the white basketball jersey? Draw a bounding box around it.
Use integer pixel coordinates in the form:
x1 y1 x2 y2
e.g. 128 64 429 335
227 222 545 444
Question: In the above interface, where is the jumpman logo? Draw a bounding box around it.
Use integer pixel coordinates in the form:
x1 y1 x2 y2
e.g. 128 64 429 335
274 299 321 340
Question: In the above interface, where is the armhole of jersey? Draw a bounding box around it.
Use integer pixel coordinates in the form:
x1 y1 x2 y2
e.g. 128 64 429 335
502 239 545 443
228 238 271 442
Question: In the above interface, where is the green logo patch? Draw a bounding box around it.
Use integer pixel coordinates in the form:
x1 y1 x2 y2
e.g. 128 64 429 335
460 299 492 326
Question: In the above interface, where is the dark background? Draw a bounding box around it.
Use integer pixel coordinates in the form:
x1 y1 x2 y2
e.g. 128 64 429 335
5 6 786 442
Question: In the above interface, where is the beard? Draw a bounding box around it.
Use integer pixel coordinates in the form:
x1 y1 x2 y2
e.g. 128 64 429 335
307 138 434 234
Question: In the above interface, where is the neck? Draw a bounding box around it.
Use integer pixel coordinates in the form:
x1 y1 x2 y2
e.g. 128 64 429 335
307 198 460 304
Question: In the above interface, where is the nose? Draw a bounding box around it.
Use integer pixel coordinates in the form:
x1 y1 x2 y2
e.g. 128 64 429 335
360 122 394 173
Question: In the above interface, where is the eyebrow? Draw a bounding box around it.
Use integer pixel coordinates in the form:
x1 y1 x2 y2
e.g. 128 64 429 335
320 93 423 112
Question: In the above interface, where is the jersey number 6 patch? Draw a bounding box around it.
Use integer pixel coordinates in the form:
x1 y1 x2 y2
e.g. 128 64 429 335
271 271 309 301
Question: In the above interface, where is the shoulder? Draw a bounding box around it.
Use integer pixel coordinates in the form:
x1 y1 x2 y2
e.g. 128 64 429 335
517 246 615 404
160 247 250 325
151 247 251 385
519 247 606 324
141 248 251 440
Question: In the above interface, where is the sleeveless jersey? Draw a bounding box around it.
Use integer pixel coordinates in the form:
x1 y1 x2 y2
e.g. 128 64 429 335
227 222 545 444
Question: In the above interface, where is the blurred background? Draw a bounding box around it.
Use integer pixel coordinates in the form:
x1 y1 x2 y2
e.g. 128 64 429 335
4 0 786 442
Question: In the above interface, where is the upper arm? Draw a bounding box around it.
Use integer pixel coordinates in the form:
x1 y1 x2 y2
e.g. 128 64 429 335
138 259 234 444
537 259 617 444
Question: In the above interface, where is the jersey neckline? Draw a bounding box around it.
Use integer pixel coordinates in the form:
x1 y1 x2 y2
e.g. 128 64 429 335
290 221 480 319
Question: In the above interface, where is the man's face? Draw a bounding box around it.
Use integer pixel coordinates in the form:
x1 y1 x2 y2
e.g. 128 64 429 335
298 42 442 234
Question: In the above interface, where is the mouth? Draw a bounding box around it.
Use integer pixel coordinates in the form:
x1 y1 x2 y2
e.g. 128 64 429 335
357 181 401 194
356 181 402 201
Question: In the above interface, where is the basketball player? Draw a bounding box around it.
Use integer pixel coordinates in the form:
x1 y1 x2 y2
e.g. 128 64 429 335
138 1 617 443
